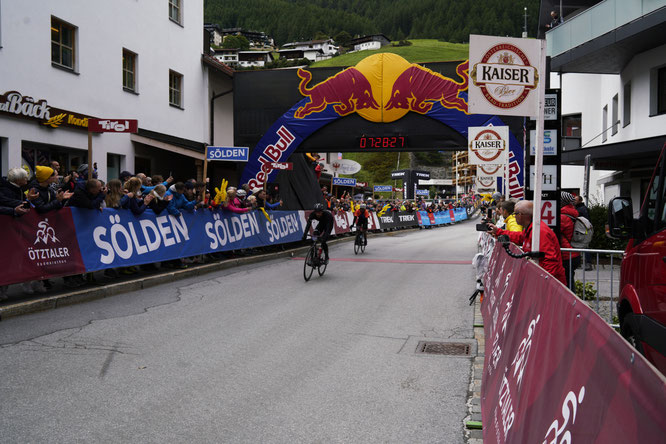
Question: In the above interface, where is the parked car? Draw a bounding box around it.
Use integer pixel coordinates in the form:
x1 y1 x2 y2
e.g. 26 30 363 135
608 143 666 374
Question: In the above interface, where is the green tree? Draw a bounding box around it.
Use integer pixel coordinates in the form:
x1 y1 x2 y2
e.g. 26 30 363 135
333 30 352 48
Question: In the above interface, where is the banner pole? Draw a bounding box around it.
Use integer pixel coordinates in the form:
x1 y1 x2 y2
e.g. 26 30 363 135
87 129 93 180
202 159 208 183
531 39 547 252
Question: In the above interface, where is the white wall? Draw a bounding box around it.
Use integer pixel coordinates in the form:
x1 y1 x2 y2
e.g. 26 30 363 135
0 0 209 180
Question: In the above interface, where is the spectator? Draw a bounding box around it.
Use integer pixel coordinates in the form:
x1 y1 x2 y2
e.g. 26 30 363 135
67 179 106 210
148 185 171 215
222 187 249 214
166 182 196 216
104 179 124 209
236 188 248 207
121 177 152 215
30 166 73 213
498 200 522 232
0 167 38 210
546 10 563 29
61 170 78 193
142 174 172 194
256 189 281 209
119 170 133 183
574 195 593 270
560 192 582 290
488 200 566 285
246 195 257 210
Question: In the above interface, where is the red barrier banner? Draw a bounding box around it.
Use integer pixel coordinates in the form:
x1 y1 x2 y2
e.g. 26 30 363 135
0 209 86 286
481 244 666 443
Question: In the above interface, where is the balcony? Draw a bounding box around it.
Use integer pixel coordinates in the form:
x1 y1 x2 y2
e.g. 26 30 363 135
546 0 666 73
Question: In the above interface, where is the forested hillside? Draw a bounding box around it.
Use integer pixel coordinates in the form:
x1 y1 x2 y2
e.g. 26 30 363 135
204 0 541 45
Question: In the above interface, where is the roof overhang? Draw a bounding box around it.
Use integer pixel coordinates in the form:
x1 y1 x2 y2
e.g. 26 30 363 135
562 135 666 169
131 129 206 161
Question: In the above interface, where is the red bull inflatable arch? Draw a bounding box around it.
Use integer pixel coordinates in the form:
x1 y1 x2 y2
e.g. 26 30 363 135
239 53 524 199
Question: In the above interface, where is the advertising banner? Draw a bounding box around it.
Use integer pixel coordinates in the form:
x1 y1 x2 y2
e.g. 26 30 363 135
476 164 503 190
0 210 86 286
417 209 467 226
481 244 666 444
529 129 558 156
374 185 393 192
376 211 419 229
332 177 356 187
468 125 509 165
88 119 138 133
468 35 543 116
70 208 305 272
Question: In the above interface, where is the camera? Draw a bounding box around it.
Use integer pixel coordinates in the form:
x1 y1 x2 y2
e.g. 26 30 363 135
22 201 31 209
476 222 491 232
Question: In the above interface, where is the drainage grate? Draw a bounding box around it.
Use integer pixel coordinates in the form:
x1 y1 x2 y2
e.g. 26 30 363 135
416 341 470 355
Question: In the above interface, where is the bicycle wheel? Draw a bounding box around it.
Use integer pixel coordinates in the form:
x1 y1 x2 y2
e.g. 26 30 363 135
303 247 315 281
317 255 327 276
354 233 360 255
360 234 366 253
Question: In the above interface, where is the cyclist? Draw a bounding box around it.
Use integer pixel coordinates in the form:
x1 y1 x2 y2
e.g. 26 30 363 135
353 203 369 246
302 202 334 264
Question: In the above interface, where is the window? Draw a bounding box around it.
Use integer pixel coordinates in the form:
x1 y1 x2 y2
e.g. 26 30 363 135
562 114 582 137
169 0 182 24
122 49 137 92
623 82 631 127
169 70 183 108
612 94 618 136
51 17 76 70
658 67 666 115
602 105 608 143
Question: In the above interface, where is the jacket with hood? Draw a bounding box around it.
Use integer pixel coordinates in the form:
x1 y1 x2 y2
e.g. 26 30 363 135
0 177 26 208
29 180 64 213
165 185 196 216
560 204 582 260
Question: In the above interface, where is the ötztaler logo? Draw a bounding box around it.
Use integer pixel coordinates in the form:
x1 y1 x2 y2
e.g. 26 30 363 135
34 219 60 245
469 129 505 163
471 44 538 110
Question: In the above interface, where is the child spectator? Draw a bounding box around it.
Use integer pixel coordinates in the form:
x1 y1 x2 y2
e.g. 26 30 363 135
104 179 124 209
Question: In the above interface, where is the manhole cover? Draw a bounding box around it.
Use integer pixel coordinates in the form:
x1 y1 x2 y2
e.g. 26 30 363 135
416 341 470 355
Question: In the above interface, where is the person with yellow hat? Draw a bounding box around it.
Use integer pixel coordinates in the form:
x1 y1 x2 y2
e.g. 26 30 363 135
30 165 73 214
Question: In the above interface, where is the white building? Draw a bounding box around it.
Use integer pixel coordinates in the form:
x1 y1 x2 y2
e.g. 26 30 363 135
349 35 391 52
0 0 234 183
542 0 666 209
279 39 338 62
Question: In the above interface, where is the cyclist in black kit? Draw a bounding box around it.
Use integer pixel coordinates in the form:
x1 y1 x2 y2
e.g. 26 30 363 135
302 202 334 264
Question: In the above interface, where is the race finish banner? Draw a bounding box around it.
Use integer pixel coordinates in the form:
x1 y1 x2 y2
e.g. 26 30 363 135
481 244 666 443
469 34 546 252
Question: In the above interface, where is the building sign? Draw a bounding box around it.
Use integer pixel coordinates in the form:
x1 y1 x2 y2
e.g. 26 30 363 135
468 35 542 116
356 181 368 187
328 159 361 175
332 177 356 187
374 185 393 192
530 129 558 156
0 90 95 131
468 125 508 165
206 146 250 162
529 165 558 191
530 93 558 121
88 119 138 133
415 189 429 196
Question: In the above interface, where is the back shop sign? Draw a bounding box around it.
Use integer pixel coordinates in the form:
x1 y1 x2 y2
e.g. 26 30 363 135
0 90 94 131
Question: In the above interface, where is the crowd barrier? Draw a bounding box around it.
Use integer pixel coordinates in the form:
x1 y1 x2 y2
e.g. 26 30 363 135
0 207 467 286
482 243 666 443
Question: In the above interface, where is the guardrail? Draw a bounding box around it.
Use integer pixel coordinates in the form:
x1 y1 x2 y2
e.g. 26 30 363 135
561 248 624 325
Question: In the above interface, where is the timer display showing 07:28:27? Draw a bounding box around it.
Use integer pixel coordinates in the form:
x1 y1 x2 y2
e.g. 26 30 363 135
358 136 407 149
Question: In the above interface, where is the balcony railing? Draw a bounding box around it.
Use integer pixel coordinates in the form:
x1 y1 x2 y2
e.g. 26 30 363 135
546 0 666 58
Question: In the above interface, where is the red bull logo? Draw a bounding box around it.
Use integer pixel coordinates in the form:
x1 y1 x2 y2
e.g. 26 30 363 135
385 61 468 115
295 67 379 119
294 53 469 123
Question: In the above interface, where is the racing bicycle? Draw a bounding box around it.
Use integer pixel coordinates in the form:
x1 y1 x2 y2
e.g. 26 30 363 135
303 235 327 281
353 226 366 255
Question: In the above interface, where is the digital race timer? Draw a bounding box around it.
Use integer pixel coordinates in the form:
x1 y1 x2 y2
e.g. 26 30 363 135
358 136 407 149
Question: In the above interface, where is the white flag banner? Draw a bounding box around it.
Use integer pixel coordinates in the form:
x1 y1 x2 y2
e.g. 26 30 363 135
468 34 543 116
468 125 509 165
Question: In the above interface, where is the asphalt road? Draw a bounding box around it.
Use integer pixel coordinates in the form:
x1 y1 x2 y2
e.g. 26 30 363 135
0 222 479 444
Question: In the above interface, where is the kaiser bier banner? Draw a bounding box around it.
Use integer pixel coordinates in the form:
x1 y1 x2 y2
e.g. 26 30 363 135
468 125 509 165
476 164 503 190
468 35 543 117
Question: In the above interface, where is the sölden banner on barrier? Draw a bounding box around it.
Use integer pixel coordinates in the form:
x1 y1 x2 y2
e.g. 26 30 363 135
481 243 666 443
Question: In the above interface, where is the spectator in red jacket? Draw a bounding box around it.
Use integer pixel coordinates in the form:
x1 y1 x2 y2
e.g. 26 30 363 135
560 192 582 290
488 200 566 285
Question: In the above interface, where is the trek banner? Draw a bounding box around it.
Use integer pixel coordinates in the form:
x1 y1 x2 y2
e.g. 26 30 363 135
0 210 86 286
70 208 305 271
481 244 666 443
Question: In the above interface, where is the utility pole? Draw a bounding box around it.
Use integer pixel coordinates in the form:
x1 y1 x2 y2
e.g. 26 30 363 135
522 7 528 38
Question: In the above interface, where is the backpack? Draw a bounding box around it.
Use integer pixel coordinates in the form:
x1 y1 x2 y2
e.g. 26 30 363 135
564 214 594 248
